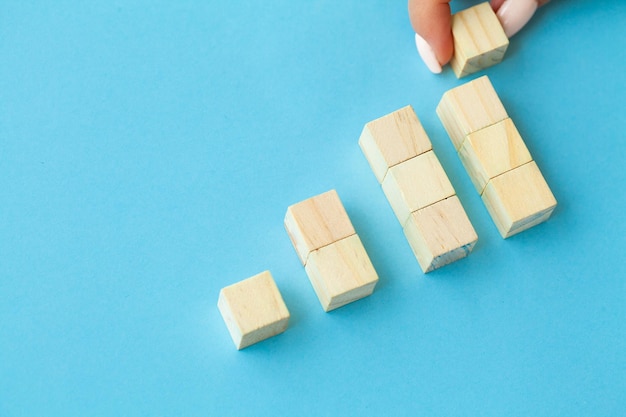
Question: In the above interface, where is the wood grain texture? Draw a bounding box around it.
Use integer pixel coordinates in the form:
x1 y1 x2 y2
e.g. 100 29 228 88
459 118 532 194
481 161 557 238
304 234 378 312
359 105 432 183
217 271 290 350
284 189 355 265
450 2 509 78
437 75 508 150
403 196 478 273
360 106 478 273
381 150 455 225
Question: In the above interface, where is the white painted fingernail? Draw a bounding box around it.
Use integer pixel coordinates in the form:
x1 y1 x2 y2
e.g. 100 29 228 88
496 0 538 38
415 33 442 74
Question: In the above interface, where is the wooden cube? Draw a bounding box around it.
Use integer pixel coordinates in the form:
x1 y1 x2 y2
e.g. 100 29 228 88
458 118 532 194
437 76 508 150
482 161 557 238
217 271 290 350
359 105 432 183
403 196 478 273
305 234 379 312
450 2 509 78
284 189 355 265
381 151 455 225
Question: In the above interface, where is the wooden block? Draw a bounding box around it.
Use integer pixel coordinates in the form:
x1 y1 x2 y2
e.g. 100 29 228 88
458 118 532 194
284 189 355 265
304 234 378 312
450 2 509 78
359 105 433 183
482 161 557 238
437 75 508 150
381 150 456 225
403 196 478 273
217 271 290 350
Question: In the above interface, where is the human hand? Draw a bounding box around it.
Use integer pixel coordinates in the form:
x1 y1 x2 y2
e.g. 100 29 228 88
408 0 549 73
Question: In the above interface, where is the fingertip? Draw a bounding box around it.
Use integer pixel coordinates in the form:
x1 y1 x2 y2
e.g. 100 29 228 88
408 0 454 66
496 0 538 37
415 33 443 74
491 0 506 12
429 30 454 66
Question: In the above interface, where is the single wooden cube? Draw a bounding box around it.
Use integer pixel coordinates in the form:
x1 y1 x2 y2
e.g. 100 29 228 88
403 196 478 273
482 161 557 238
284 189 355 265
381 150 456 225
458 118 532 194
450 2 509 78
305 234 379 312
217 271 290 350
359 105 433 183
437 75 508 150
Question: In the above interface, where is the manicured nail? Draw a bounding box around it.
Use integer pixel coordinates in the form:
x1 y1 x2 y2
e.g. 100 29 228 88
496 0 538 38
414 33 442 74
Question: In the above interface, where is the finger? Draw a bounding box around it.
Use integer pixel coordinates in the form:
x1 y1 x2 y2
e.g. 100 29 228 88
495 0 539 37
408 0 454 65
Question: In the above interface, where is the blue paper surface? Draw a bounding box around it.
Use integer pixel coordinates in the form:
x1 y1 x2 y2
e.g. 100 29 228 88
1 1 625 416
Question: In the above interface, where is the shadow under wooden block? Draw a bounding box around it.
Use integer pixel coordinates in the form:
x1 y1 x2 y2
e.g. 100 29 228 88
304 234 379 312
381 150 456 225
284 189 355 265
482 161 557 238
218 271 290 350
458 118 532 194
358 105 432 184
403 196 478 273
450 2 509 78
437 76 508 150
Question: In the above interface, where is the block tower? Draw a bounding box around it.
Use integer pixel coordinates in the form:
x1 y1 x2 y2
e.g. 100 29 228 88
359 105 478 272
285 190 379 311
437 76 557 238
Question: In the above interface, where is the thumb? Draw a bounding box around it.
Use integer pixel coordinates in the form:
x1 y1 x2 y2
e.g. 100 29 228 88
408 0 454 70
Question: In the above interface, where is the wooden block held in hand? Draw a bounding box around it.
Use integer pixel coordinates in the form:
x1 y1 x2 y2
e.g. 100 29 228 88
305 234 379 312
218 271 290 350
459 118 532 194
437 75 508 150
481 161 557 238
381 151 455 225
403 196 478 273
450 2 509 78
284 189 355 265
359 105 433 183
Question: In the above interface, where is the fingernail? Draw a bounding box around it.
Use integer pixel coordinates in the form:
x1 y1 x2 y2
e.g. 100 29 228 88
496 0 538 38
414 33 442 74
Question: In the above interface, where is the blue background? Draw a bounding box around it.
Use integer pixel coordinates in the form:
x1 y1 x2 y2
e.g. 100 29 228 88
2 1 625 415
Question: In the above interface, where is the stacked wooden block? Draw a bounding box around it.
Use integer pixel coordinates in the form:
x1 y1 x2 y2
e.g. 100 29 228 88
359 105 477 273
217 270 290 350
284 190 379 312
450 2 509 78
437 76 557 238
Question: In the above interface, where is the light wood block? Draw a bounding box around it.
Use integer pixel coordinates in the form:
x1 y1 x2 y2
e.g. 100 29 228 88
304 234 378 312
450 2 509 78
482 161 557 238
217 271 290 350
459 118 532 194
403 196 478 273
284 189 355 265
359 105 433 183
381 150 455 225
437 75 508 150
